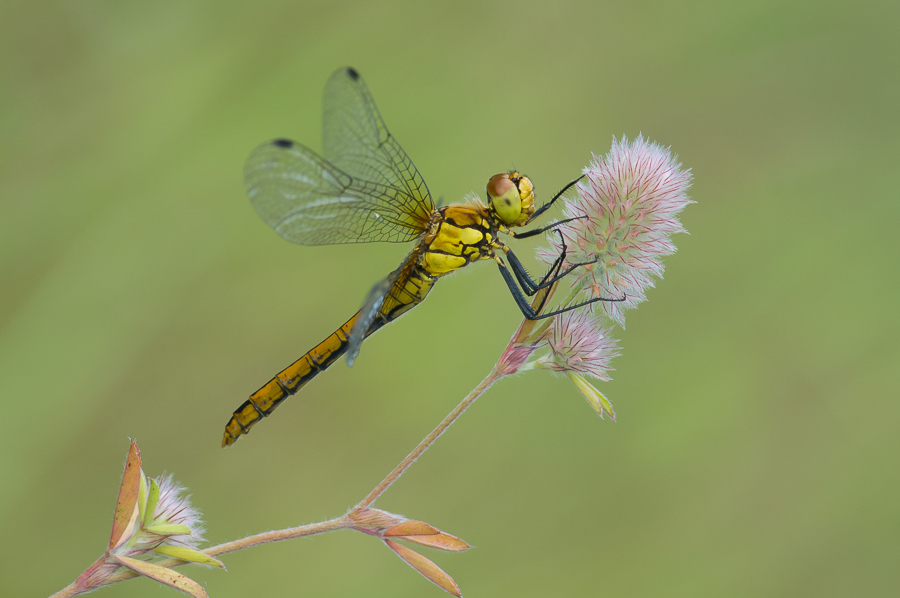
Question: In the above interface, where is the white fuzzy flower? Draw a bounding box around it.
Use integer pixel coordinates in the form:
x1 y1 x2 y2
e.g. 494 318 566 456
537 135 693 327
536 309 619 380
70 442 222 598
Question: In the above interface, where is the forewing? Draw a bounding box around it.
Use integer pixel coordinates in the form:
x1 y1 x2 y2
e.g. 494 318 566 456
346 254 418 366
246 139 429 245
323 67 434 228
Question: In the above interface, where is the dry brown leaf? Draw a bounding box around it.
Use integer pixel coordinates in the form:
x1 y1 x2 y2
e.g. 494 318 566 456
113 555 207 598
385 539 461 597
383 520 439 537
402 531 470 552
108 441 142 550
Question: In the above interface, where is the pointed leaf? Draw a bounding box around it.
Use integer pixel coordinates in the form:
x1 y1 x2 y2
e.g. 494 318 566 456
569 373 616 421
109 441 143 550
138 473 149 521
113 555 207 598
144 478 161 526
154 545 226 569
112 504 142 552
384 520 439 537
403 531 471 552
384 539 461 597
145 523 193 536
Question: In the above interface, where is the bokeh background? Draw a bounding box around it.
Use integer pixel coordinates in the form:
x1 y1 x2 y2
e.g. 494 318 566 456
2 1 898 596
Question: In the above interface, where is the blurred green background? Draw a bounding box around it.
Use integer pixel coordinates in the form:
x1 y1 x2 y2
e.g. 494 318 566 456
2 1 898 596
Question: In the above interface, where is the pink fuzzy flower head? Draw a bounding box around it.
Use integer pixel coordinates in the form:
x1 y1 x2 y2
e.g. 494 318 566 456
537 310 619 380
139 473 206 550
71 442 221 598
537 135 693 326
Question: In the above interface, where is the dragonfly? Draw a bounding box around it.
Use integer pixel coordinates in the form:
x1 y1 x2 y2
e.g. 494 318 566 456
222 67 617 446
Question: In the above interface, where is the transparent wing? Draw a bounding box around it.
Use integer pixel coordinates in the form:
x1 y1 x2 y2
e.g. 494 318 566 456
245 139 430 245
323 67 435 226
345 254 417 366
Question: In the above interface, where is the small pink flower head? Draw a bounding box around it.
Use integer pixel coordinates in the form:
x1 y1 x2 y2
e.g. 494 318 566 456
138 473 206 550
83 442 222 598
108 471 206 560
497 341 539 375
537 135 693 326
537 310 619 380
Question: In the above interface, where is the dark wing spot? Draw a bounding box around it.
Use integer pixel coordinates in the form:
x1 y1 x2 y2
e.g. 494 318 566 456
346 67 360 80
273 138 293 148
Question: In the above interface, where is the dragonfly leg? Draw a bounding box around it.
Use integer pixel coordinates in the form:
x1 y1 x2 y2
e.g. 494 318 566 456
535 227 570 283
524 232 567 314
532 229 570 313
524 175 584 224
496 258 625 320
544 228 573 283
505 245 597 296
510 215 586 240
504 248 544 294
506 228 568 295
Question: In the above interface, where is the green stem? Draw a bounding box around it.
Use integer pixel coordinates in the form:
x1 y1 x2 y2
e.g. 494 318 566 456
355 367 503 510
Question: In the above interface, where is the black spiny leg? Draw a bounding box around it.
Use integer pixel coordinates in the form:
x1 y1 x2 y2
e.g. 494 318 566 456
507 229 568 295
505 246 555 295
501 229 623 319
524 175 584 225
532 229 589 314
528 230 567 315
505 227 598 298
496 259 624 320
510 215 586 241
506 248 596 296
538 230 569 287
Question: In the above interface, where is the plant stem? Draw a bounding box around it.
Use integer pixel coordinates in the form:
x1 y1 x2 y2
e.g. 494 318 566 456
50 288 554 598
49 556 108 598
51 517 351 597
204 516 351 556
354 285 555 511
355 367 504 511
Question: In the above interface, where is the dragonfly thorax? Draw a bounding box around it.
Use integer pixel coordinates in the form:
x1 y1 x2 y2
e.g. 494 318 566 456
486 172 535 228
420 204 499 276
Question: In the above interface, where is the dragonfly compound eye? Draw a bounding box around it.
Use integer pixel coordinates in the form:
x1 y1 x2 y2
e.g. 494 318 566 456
486 173 523 225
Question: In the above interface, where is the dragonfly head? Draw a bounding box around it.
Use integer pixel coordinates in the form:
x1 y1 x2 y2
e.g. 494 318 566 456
486 171 535 227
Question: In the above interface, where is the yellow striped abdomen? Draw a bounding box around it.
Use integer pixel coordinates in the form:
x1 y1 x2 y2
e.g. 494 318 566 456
222 262 437 447
222 311 362 446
